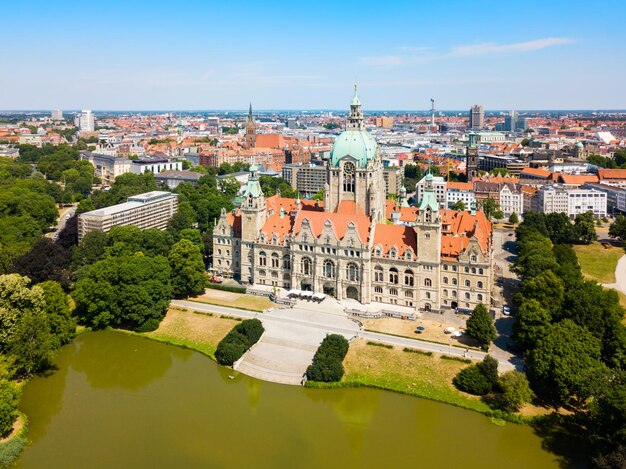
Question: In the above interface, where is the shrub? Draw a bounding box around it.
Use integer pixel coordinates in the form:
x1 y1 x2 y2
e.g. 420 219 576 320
367 341 392 349
403 348 433 356
453 365 493 395
440 355 472 364
306 334 349 383
214 319 264 366
206 283 246 294
136 318 162 333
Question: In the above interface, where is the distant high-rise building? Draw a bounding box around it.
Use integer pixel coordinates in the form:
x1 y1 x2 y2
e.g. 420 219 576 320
469 105 484 129
51 109 63 121
503 110 517 132
466 133 480 179
78 110 95 132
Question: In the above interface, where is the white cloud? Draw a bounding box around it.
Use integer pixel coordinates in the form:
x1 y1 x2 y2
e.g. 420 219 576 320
359 37 574 67
450 37 574 57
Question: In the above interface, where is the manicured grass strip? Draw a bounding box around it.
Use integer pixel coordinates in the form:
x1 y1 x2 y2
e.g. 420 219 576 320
573 242 623 284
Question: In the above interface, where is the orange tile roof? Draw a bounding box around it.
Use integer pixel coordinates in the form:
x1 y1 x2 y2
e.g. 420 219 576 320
598 169 626 181
373 224 416 255
557 174 599 185
520 167 552 178
293 209 371 244
446 181 473 191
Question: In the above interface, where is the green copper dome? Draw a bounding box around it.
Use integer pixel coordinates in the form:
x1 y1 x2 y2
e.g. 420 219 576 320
330 129 377 168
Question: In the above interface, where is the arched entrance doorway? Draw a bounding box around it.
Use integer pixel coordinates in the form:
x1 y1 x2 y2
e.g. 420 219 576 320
323 283 335 297
301 279 313 291
451 301 458 310
424 303 432 312
346 286 359 301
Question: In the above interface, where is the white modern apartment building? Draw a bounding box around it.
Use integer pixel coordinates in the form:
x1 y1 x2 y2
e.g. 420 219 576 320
416 175 446 209
534 186 607 219
130 157 182 175
446 182 475 209
77 110 95 132
78 191 178 241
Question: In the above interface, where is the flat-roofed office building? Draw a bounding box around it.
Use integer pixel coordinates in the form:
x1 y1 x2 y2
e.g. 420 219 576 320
78 191 178 241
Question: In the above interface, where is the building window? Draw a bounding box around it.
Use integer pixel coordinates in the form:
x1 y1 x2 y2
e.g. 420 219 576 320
323 259 335 278
452 278 458 286
271 253 279 268
389 268 398 284
374 286 383 294
424 278 432 287
426 292 431 299
374 266 383 282
477 281 483 289
404 290 413 298
389 248 397 259
283 255 291 270
259 270 266 277
465 292 470 300
479 268 484 275
443 277 448 284
404 250 412 261
465 280 471 287
404 270 414 287
389 288 398 296
477 293 483 301
346 263 359 282
302 257 312 276
259 251 267 266
471 255 477 262
443 289 448 297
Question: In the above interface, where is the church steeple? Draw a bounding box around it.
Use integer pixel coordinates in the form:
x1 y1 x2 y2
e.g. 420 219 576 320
244 102 256 149
346 83 364 130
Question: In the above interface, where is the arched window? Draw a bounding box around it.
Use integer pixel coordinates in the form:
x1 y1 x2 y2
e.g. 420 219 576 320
374 246 382 257
426 292 431 299
443 289 448 297
404 290 413 298
424 278 432 287
374 266 383 282
404 250 412 261
479 268 484 275
472 267 476 274
389 248 397 259
374 286 383 294
464 267 469 273
346 263 359 282
389 268 398 284
465 280 471 287
323 259 335 278
389 288 398 296
283 255 291 270
471 255 477 262
477 293 483 301
259 270 266 277
343 162 355 192
283 273 290 280
302 257 312 276
404 269 414 287
477 281 483 289
259 251 267 266
443 277 448 284
452 278 458 286
452 290 457 298
271 253 279 268
464 292 470 300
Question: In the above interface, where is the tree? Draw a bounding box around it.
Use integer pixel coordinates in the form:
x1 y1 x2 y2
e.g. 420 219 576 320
0 379 20 437
609 214 626 243
72 230 107 269
512 299 552 350
477 354 499 388
493 210 504 221
13 237 72 289
526 319 607 406
0 274 46 352
8 307 55 376
219 177 240 198
518 270 564 314
479 198 499 219
498 371 534 412
38 280 75 347
574 212 597 244
587 374 626 463
508 212 519 224
451 200 466 211
168 239 207 298
178 229 204 252
312 189 324 201
73 255 172 331
465 303 497 351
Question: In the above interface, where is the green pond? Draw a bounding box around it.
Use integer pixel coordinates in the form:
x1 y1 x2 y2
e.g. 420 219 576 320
16 331 562 468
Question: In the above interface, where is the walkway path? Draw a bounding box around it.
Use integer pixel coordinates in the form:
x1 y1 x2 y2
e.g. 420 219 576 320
603 254 626 296
171 299 517 386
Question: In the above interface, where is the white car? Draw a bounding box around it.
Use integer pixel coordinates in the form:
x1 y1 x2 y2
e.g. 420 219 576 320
503 305 511 315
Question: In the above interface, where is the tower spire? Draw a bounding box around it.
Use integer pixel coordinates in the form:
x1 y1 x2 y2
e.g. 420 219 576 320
347 83 364 130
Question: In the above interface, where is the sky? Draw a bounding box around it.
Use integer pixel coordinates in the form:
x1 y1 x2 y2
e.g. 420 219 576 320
2 0 626 110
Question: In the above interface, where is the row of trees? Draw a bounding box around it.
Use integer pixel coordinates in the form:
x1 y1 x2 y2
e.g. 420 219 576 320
587 150 626 169
306 334 349 382
214 319 264 366
511 216 626 464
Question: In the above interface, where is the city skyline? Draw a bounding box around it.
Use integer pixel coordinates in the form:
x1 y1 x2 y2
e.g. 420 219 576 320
2 0 625 110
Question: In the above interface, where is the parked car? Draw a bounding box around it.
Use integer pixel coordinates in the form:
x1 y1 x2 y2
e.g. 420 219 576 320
503 305 511 315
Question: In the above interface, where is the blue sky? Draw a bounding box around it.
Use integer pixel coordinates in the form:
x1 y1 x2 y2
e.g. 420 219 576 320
2 0 625 110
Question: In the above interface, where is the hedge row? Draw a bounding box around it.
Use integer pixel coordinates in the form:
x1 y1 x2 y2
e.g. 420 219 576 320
440 355 472 364
206 283 246 294
214 319 264 366
403 347 433 357
306 334 349 382
367 341 393 349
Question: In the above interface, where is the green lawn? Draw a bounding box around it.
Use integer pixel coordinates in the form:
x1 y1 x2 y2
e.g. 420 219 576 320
573 242 623 284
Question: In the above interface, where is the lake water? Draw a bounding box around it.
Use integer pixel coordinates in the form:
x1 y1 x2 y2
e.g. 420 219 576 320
17 331 560 468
